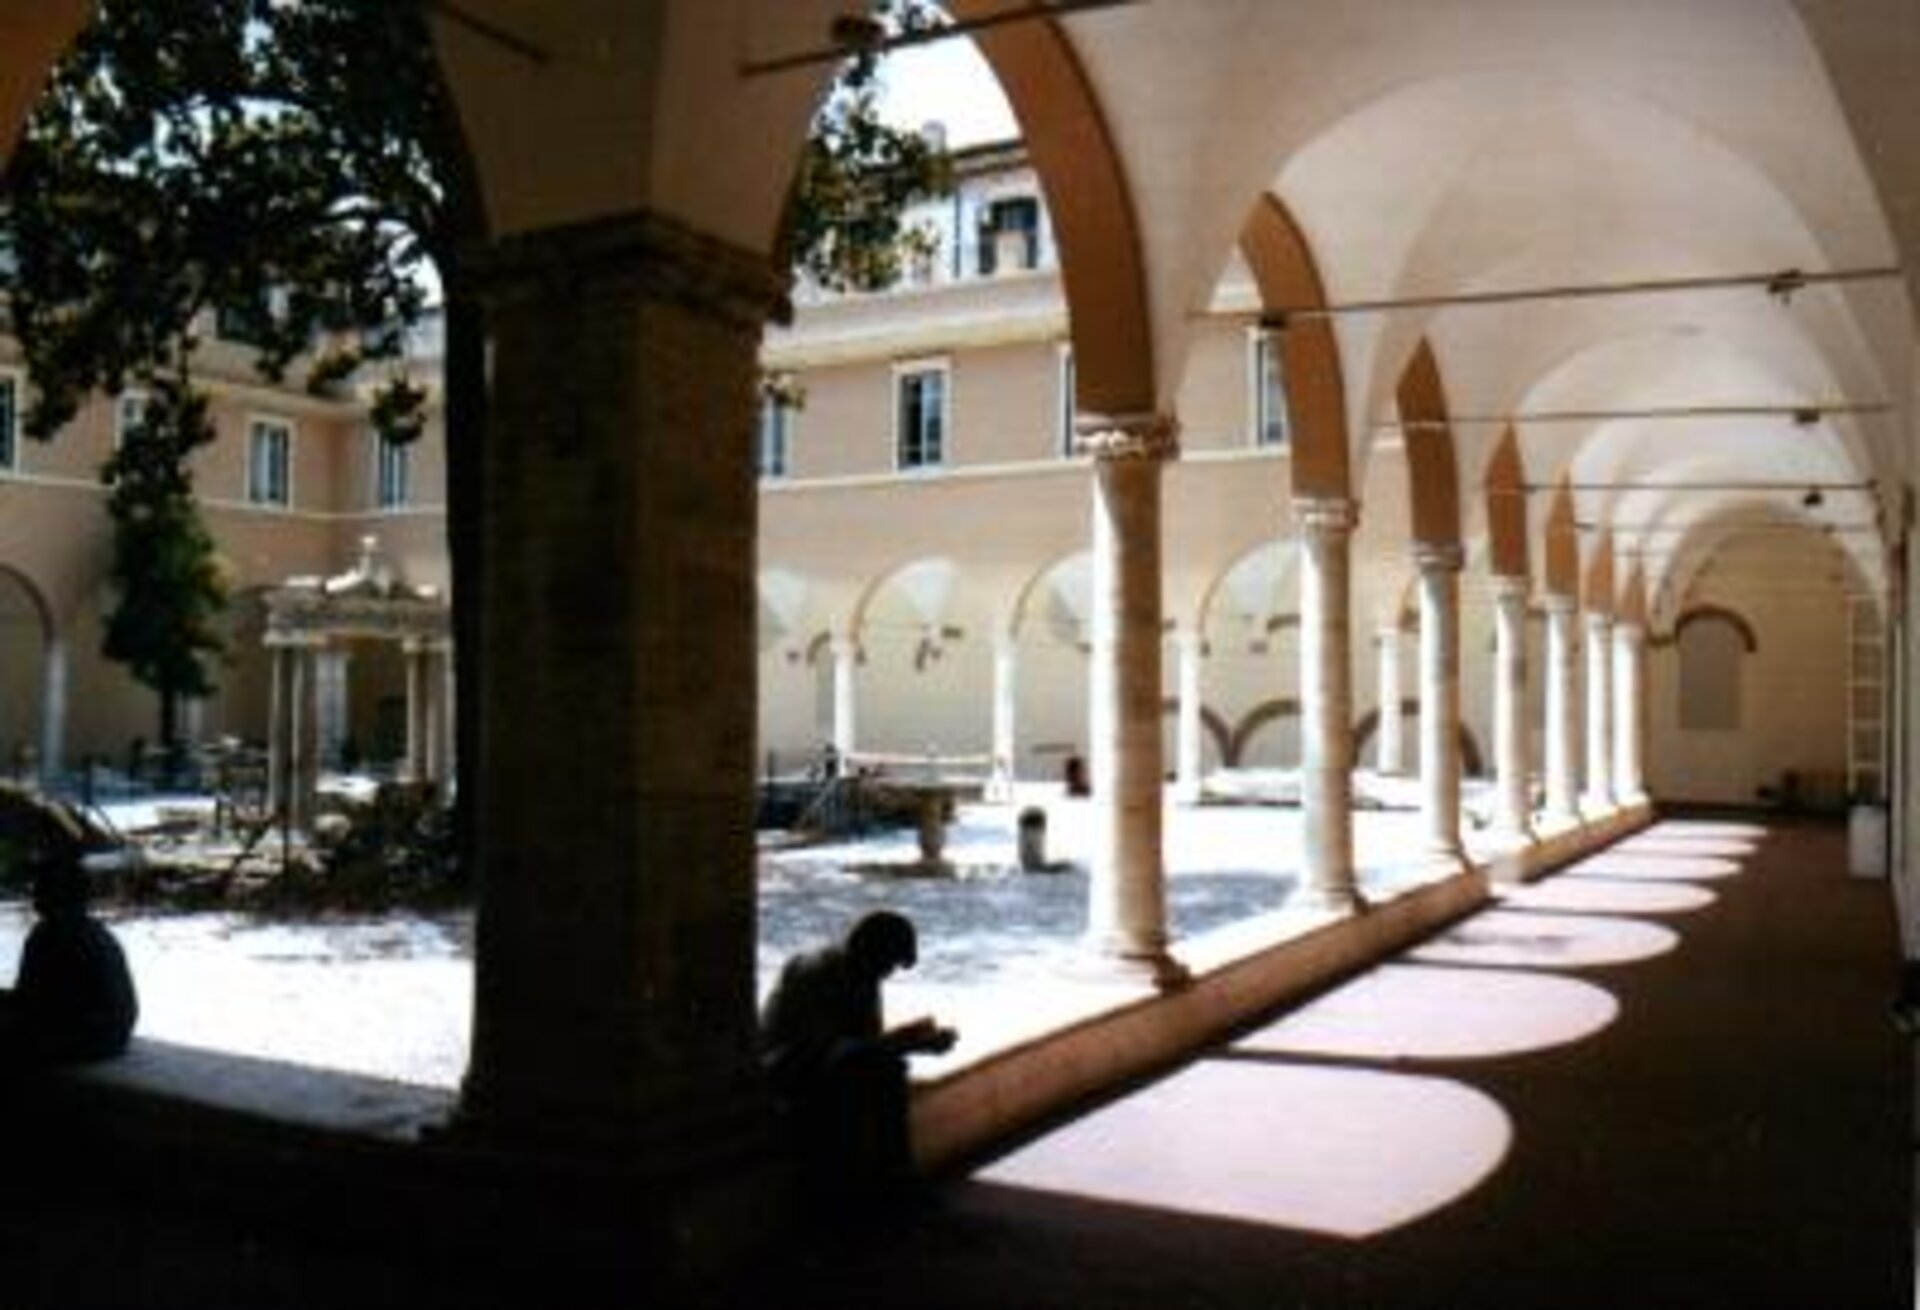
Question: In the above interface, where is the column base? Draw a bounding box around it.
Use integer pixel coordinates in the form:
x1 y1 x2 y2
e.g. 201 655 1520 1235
1487 819 1536 848
1581 793 1618 819
1071 943 1192 991
1170 783 1204 806
1293 882 1369 916
434 1079 791 1302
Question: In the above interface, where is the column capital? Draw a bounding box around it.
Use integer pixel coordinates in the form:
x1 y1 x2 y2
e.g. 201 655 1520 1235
1584 608 1615 631
828 634 861 661
1072 410 1180 462
263 631 326 651
1413 540 1465 575
1172 626 1206 655
1375 623 1405 646
1293 496 1358 537
1490 573 1532 605
1541 591 1579 616
464 208 782 332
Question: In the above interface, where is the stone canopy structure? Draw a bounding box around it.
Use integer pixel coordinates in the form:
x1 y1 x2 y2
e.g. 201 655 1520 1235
261 537 452 829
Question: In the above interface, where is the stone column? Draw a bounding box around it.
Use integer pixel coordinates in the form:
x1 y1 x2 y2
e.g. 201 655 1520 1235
1543 594 1581 824
830 635 858 763
988 633 1017 801
315 646 352 770
1297 497 1361 910
292 640 321 830
265 639 291 818
404 638 430 781
438 641 457 803
1613 621 1647 802
1584 611 1616 812
1416 542 1465 860
1491 575 1534 841
1375 626 1405 776
1173 627 1205 805
37 634 67 790
423 644 447 787
457 210 783 1164
1078 412 1184 985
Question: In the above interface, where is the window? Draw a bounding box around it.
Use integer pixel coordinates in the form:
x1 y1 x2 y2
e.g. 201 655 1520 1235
216 287 289 347
247 417 293 507
978 196 1041 276
0 372 17 473
895 363 947 470
1250 329 1290 447
115 391 151 450
373 429 411 508
758 393 794 479
1057 346 1077 457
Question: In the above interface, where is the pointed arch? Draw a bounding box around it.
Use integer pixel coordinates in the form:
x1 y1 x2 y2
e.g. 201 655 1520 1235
1544 481 1581 599
1584 531 1617 614
1239 193 1349 498
1397 340 1461 548
0 2 91 161
1618 564 1648 626
1484 427 1530 580
955 1 1155 417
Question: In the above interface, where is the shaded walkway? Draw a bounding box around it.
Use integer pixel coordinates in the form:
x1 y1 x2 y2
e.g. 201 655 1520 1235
769 819 1911 1310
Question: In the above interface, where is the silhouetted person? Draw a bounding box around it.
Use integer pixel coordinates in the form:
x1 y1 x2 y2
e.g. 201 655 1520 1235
760 911 955 1211
0 851 138 1065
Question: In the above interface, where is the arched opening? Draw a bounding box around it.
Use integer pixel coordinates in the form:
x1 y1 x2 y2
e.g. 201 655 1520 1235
0 564 51 779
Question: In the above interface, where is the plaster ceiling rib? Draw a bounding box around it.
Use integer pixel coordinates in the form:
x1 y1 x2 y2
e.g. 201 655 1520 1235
1582 522 1880 534
740 0 1142 77
1528 481 1872 493
1241 265 1900 329
1379 402 1887 432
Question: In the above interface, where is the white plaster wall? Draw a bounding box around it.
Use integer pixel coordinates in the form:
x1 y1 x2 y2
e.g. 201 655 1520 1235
1647 582 1849 807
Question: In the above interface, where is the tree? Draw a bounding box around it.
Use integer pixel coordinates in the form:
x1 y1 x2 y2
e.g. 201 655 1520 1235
98 377 229 750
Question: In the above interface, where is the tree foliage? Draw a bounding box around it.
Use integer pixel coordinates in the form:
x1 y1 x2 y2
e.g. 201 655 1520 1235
1 0 445 445
787 1 956 294
98 375 229 744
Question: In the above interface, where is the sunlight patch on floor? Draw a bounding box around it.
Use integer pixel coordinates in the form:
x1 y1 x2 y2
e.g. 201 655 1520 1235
1501 877 1718 917
1236 963 1618 1062
1562 852 1745 882
1409 910 1680 970
978 1061 1512 1238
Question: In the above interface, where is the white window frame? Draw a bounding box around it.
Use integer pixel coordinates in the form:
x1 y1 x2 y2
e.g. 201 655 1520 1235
372 427 412 509
246 414 295 508
1057 343 1078 458
0 370 19 474
893 358 950 472
114 389 151 451
1247 327 1290 448
758 392 794 480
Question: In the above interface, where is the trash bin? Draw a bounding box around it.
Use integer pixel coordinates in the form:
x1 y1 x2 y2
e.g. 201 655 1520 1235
1017 806 1048 872
1848 803 1888 878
